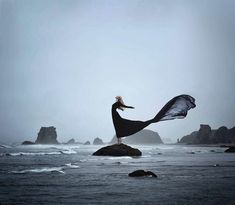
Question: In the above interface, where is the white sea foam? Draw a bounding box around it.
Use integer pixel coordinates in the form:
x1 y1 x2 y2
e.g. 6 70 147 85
0 144 11 148
141 155 152 158
8 151 62 156
113 161 129 165
10 167 65 174
78 159 87 163
60 149 77 154
6 149 77 156
106 156 132 160
65 163 80 168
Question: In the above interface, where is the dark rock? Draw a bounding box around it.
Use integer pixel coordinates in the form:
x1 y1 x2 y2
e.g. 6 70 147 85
92 143 141 156
188 151 195 154
225 146 235 153
194 124 211 144
179 124 235 144
179 131 198 144
110 129 163 145
22 141 35 145
66 138 75 144
84 141 91 145
228 127 235 143
35 126 58 144
212 126 229 143
128 170 157 177
93 137 104 145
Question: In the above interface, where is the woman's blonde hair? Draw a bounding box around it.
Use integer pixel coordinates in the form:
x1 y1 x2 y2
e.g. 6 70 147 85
115 96 125 110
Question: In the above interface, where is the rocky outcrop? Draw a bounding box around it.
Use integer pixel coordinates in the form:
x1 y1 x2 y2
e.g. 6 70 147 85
110 129 163 145
212 126 229 144
93 137 104 145
35 126 58 144
92 143 141 156
128 170 157 177
228 127 235 143
225 146 235 153
179 131 198 144
84 141 91 145
194 124 212 144
22 141 35 145
66 138 75 144
179 124 235 144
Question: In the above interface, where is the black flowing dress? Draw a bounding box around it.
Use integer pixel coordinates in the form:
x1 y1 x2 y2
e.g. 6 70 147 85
112 95 196 138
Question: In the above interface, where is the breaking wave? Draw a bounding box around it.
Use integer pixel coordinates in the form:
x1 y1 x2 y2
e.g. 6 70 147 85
3 149 77 157
10 167 65 174
10 162 80 174
0 144 11 149
65 163 80 168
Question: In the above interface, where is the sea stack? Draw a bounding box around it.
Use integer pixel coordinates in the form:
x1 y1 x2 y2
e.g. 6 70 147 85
110 129 163 145
35 126 58 144
93 137 104 145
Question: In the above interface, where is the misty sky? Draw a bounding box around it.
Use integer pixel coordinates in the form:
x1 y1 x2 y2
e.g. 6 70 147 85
0 0 235 144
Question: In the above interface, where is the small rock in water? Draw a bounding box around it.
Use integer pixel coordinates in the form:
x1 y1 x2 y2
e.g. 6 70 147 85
84 141 90 145
93 137 104 145
129 170 157 178
188 151 195 154
22 141 35 145
66 138 75 144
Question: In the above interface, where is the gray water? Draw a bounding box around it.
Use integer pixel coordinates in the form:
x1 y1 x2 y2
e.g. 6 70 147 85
0 144 235 205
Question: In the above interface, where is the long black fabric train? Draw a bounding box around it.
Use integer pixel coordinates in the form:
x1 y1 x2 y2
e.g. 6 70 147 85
112 95 196 139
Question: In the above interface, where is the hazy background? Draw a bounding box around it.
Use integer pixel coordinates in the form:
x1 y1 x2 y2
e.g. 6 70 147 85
0 0 235 144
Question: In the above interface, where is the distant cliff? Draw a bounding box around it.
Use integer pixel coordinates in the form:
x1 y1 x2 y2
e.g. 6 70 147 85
179 124 235 144
110 129 163 145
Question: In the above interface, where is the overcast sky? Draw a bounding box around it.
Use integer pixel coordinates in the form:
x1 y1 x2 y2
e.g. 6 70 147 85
0 0 235 144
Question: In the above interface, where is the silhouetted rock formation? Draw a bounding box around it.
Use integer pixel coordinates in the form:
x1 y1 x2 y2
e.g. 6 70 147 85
194 124 211 144
66 138 75 144
225 146 235 153
179 131 198 144
22 141 35 145
35 126 58 144
93 143 141 156
128 170 157 177
93 137 104 145
212 126 230 144
84 141 91 145
110 129 163 145
179 124 235 144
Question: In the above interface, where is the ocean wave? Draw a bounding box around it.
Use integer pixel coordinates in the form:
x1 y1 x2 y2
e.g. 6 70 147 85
106 156 133 160
113 161 129 165
78 159 87 163
65 163 80 168
6 151 62 156
59 149 77 154
10 167 65 174
4 149 77 157
141 155 152 158
0 144 11 148
10 163 80 174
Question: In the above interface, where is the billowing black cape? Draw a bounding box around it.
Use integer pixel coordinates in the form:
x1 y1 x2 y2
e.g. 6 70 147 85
112 94 196 138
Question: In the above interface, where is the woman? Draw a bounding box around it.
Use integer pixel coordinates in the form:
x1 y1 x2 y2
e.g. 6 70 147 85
112 95 196 144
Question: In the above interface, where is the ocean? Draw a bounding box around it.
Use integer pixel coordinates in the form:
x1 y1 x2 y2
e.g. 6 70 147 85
0 144 235 205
